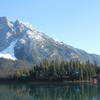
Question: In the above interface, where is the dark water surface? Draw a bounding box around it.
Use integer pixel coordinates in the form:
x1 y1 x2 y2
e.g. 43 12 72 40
0 82 99 100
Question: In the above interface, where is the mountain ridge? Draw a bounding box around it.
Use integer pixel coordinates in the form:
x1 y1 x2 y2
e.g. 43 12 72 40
0 17 100 65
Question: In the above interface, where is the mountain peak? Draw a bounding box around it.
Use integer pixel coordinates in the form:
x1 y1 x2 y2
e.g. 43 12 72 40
0 16 8 21
15 19 37 31
0 16 13 29
0 16 12 23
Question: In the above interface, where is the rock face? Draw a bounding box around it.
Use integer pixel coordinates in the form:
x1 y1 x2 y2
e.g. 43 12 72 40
0 17 100 64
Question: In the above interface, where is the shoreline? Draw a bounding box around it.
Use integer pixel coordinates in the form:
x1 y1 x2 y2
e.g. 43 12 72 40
0 79 92 84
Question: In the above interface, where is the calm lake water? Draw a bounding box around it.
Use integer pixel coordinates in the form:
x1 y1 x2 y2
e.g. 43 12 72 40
0 82 100 100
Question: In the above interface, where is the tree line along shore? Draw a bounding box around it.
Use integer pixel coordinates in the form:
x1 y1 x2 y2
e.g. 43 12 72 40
1 59 99 82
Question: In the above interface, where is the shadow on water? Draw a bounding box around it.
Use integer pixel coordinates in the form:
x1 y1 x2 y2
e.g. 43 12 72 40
0 82 100 100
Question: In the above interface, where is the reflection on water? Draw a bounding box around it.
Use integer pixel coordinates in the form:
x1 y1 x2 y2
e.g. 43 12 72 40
0 82 100 100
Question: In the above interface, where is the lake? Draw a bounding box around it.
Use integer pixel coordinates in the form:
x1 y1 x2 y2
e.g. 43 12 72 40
0 82 99 100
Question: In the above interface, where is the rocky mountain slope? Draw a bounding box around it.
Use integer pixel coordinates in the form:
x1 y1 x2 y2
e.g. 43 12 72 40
0 17 100 64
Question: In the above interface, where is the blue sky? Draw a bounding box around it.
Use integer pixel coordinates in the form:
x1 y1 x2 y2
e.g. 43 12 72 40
0 0 100 54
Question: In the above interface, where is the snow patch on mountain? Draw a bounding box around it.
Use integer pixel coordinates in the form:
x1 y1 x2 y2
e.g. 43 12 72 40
26 30 45 41
15 19 37 31
20 21 35 30
6 20 13 28
54 38 64 45
0 54 16 60
0 40 17 60
6 32 13 39
19 39 26 44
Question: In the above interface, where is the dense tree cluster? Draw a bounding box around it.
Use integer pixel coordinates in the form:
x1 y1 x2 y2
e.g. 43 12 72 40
13 59 99 81
0 58 99 81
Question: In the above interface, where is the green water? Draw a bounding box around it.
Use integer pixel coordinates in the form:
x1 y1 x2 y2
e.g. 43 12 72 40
0 82 99 100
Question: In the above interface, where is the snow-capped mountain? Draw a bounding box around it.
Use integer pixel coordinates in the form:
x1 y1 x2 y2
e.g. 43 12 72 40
0 17 100 64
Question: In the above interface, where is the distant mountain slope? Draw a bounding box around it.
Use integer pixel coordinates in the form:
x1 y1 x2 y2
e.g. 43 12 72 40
0 17 100 64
